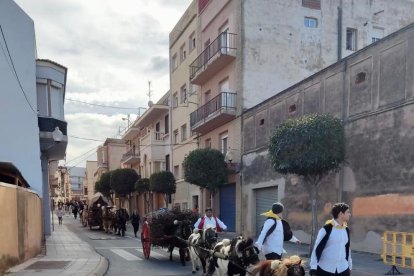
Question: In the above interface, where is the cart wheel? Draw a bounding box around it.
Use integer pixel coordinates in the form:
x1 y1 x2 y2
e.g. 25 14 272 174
141 222 151 259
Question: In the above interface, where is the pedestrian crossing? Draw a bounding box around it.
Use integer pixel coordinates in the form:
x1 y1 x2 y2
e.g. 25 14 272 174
103 247 180 262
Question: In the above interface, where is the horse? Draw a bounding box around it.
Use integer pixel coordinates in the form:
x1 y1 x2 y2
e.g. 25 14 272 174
114 208 129 236
211 236 260 276
163 219 193 266
102 206 115 233
251 255 305 276
188 227 217 274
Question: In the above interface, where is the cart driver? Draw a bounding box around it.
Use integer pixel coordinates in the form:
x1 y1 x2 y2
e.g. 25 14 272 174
194 207 227 232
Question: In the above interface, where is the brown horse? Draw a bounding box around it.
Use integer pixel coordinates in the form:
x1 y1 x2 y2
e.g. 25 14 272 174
251 255 305 276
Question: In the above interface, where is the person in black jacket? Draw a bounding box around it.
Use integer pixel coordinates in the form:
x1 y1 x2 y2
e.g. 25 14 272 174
130 211 141 237
310 202 352 276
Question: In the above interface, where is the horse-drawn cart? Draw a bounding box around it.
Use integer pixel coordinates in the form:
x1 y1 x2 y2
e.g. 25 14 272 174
87 192 110 230
140 208 198 263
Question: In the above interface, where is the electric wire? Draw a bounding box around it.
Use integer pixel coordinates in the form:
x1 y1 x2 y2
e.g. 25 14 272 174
0 24 37 114
66 98 147 110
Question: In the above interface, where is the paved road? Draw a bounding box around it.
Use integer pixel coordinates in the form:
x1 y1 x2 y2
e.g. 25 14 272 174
65 216 196 276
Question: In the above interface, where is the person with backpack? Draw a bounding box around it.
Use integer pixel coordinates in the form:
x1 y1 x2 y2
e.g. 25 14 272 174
193 207 227 232
255 202 300 260
310 202 352 276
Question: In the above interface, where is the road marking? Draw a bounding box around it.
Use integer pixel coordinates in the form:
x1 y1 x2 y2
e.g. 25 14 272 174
110 249 142 261
136 248 167 259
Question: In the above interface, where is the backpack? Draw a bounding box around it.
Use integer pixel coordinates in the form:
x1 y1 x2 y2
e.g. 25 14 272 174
261 218 293 242
315 223 350 261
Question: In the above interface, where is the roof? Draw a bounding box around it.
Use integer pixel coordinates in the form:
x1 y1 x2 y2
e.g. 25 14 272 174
0 162 30 188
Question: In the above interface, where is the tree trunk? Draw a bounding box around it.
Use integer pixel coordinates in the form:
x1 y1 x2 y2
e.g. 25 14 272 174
309 180 319 256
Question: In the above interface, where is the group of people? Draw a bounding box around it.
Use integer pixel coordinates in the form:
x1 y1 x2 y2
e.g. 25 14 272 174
195 202 351 276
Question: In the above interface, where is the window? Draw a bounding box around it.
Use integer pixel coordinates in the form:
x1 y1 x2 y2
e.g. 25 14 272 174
171 54 178 70
181 124 187 141
302 0 321 9
165 154 170 171
346 28 357 51
174 165 180 179
182 202 188 210
180 84 187 104
164 114 169 134
204 90 211 104
220 132 228 155
304 17 318 28
180 44 186 62
372 27 384 43
173 129 178 144
101 148 106 163
205 138 211 148
189 32 196 52
173 92 178 108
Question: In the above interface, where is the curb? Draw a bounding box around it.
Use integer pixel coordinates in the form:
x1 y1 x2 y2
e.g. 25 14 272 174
87 255 109 276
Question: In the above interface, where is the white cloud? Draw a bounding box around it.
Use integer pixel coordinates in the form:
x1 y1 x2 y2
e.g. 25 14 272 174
15 0 192 167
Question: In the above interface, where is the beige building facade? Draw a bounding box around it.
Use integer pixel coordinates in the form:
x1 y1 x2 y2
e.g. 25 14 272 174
169 0 201 212
178 0 414 233
84 161 97 204
121 93 171 216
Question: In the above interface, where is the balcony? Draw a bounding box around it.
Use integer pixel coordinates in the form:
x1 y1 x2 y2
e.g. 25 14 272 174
190 32 237 85
190 91 236 134
121 148 140 165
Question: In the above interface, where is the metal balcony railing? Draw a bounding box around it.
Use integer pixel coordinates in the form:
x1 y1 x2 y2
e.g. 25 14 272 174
190 32 237 80
121 148 140 161
190 92 236 127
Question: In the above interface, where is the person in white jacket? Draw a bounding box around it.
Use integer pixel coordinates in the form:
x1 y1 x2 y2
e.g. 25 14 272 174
310 202 352 276
255 202 300 260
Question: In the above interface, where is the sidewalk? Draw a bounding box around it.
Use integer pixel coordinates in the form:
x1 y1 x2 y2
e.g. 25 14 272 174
7 214 108 276
221 232 414 275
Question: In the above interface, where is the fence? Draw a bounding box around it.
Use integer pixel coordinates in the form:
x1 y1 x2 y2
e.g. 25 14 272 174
382 231 414 274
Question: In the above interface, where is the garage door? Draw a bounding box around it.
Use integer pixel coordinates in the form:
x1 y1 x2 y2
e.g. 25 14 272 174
219 183 236 231
255 186 278 235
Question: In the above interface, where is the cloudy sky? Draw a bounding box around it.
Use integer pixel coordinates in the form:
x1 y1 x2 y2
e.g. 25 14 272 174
15 0 192 168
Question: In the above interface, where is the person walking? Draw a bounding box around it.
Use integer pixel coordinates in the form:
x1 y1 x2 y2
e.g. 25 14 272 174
310 202 352 276
255 202 300 260
57 207 64 225
130 211 141 237
193 207 227 232
72 203 79 219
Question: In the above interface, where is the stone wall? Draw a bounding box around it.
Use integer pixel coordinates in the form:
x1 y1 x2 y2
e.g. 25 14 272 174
241 23 414 253
0 183 43 273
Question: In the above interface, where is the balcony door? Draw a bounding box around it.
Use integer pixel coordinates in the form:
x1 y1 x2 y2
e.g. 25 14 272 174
219 79 233 108
219 25 229 54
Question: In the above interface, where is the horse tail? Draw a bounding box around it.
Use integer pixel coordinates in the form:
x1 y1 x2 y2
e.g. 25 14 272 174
251 260 273 276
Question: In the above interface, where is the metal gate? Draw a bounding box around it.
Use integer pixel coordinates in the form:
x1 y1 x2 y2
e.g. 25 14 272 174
219 183 236 231
255 186 278 235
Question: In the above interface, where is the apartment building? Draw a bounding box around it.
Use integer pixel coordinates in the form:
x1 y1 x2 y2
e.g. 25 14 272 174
169 0 201 212
183 0 414 233
69 167 85 201
121 92 171 216
84 161 98 203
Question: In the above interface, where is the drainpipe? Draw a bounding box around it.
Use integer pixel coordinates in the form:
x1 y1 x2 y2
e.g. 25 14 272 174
41 154 51 236
337 5 343 61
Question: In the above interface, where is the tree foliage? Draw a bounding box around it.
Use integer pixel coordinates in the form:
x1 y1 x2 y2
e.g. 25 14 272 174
150 171 176 206
135 178 150 194
269 113 345 181
268 113 345 255
95 171 111 198
183 148 227 195
150 171 176 195
110 168 139 196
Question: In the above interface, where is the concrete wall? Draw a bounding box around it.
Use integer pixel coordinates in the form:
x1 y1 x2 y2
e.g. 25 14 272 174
0 183 42 273
241 0 414 109
85 161 98 203
241 22 414 253
0 0 43 195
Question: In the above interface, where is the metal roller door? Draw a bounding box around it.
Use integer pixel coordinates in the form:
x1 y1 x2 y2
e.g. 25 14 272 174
219 183 236 231
255 186 278 235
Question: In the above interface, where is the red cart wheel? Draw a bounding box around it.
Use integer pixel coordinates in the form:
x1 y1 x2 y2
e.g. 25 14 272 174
141 221 151 259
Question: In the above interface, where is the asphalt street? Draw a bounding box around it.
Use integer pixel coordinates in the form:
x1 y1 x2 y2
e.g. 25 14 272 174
64 214 196 276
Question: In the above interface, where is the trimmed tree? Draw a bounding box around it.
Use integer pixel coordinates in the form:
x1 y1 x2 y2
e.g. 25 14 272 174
183 148 227 208
95 171 112 199
110 168 139 210
150 171 176 207
135 178 151 214
268 113 345 253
